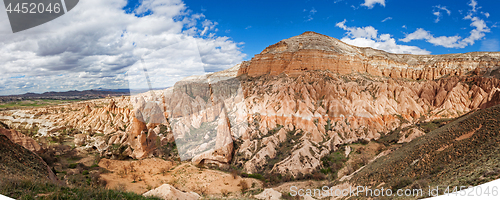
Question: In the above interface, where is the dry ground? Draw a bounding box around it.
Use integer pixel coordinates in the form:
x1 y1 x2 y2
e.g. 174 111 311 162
98 158 263 198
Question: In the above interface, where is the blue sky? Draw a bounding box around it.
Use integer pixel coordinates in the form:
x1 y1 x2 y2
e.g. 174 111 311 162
0 0 498 95
181 0 499 58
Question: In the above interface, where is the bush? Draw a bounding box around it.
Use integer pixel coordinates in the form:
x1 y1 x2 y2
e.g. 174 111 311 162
239 180 249 193
68 163 78 169
82 170 89 175
221 189 230 197
246 173 264 180
230 169 240 179
39 149 58 166
312 172 326 180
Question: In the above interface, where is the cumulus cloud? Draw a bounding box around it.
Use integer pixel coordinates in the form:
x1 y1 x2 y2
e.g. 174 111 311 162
0 0 246 95
469 0 479 12
335 20 430 55
433 5 451 23
361 0 385 9
401 0 490 48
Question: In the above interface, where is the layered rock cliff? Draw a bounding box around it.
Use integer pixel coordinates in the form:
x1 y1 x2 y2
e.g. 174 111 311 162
238 31 500 80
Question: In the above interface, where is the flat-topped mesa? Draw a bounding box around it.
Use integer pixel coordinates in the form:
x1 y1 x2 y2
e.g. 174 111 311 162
237 31 500 80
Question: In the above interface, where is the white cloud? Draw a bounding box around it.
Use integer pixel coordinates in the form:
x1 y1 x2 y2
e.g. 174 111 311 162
480 39 500 51
401 0 490 49
305 7 317 21
433 5 451 23
336 20 430 55
0 0 246 95
381 17 392 22
469 0 478 12
361 0 385 9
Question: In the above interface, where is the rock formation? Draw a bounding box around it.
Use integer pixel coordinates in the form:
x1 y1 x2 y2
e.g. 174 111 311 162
142 184 200 200
1 31 499 180
0 129 57 183
238 31 500 80
0 128 42 153
254 188 282 200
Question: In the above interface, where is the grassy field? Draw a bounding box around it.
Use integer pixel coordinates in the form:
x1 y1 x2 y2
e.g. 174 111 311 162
0 99 81 110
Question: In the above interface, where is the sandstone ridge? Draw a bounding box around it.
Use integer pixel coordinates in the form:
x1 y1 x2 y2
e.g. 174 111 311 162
238 31 500 80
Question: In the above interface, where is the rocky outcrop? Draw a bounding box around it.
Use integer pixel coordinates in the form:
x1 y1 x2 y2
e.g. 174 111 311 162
238 31 500 80
142 184 200 200
0 128 42 153
191 107 234 167
254 188 282 200
397 128 426 143
74 134 88 146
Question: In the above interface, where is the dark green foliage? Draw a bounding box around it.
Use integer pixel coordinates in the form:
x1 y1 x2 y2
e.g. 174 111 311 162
159 141 179 160
242 173 264 180
108 144 130 160
324 118 332 132
320 149 347 178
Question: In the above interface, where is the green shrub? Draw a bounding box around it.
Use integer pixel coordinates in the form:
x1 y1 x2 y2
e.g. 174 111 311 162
68 163 78 169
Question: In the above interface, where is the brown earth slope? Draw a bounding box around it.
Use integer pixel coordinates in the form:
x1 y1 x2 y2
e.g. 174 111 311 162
0 128 57 183
349 104 500 197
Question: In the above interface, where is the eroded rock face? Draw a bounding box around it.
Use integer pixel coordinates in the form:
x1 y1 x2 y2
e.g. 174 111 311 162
238 31 500 80
74 134 88 146
2 32 500 180
0 128 42 153
143 184 200 200
398 128 426 143
191 108 234 167
231 70 500 176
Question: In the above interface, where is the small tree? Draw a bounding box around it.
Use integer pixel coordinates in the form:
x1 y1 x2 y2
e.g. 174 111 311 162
123 166 130 175
231 169 239 179
160 168 168 176
360 155 370 165
221 189 230 197
103 160 111 169
129 163 135 172
131 173 139 182
239 180 249 193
